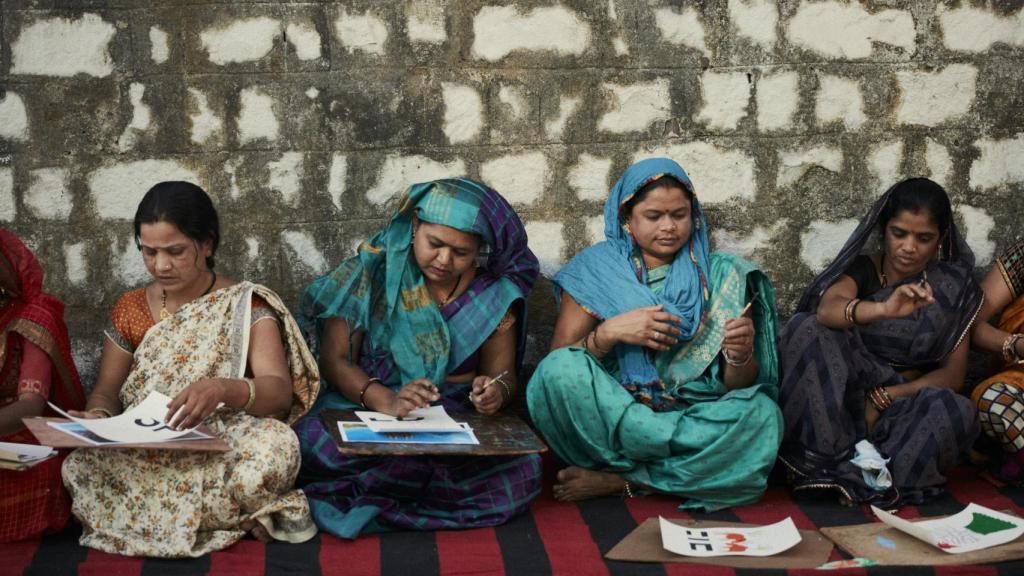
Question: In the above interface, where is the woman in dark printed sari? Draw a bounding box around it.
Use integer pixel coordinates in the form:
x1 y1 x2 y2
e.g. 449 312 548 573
294 178 542 538
971 238 1024 484
779 178 981 507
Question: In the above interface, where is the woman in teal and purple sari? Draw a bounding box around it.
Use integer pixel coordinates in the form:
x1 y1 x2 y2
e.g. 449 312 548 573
294 178 542 538
527 158 782 511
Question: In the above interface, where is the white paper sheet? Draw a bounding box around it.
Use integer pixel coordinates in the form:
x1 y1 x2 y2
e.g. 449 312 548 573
0 441 55 462
659 516 802 557
872 503 1024 554
355 405 463 433
47 391 208 443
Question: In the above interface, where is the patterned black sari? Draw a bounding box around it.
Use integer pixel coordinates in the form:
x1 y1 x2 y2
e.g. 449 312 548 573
778 184 983 507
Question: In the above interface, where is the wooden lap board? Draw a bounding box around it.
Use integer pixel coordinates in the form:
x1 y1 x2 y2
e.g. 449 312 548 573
24 416 230 452
821 510 1024 566
320 408 547 456
605 517 834 569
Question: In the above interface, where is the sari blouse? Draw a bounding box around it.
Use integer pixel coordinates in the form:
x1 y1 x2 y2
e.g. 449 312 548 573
106 288 277 353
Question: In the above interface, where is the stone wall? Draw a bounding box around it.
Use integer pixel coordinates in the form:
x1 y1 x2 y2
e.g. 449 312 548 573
0 0 1022 385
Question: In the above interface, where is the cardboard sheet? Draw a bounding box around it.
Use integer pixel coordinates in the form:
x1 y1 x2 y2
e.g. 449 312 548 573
822 510 1024 566
605 517 833 568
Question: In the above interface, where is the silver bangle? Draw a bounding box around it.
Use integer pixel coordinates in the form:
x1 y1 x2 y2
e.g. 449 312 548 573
724 349 753 367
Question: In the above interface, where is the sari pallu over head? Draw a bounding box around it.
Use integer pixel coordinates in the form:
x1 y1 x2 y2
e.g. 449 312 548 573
797 180 983 369
552 158 711 408
300 178 538 397
0 229 83 411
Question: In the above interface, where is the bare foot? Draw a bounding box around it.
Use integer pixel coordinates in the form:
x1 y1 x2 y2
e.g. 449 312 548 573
240 519 272 543
553 467 626 501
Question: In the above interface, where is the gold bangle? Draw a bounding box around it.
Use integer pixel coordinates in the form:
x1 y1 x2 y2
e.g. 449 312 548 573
591 325 611 355
359 377 382 409
498 379 512 405
87 407 113 418
242 377 256 412
844 298 861 325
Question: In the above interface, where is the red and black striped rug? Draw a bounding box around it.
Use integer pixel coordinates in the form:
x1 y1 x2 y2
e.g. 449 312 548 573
3 465 1023 575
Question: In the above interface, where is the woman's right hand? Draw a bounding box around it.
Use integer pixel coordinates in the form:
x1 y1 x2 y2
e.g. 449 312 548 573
880 281 934 319
380 378 439 418
600 305 682 352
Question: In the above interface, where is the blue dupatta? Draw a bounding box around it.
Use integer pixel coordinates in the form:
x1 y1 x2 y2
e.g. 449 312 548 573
553 157 711 392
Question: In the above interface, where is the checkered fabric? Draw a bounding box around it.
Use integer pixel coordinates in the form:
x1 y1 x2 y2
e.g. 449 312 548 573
978 381 1024 453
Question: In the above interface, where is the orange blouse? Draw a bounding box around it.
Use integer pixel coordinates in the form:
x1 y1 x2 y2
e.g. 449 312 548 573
105 288 275 353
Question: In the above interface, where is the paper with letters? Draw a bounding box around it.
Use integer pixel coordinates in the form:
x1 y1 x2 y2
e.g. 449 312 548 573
47 391 209 443
659 516 802 557
356 405 463 433
872 503 1024 554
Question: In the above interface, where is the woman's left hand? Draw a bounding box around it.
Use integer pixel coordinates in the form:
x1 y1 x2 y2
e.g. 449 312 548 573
470 375 504 415
165 378 226 430
722 316 755 364
864 401 880 434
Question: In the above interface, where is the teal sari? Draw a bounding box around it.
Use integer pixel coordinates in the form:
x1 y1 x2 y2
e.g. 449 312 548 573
528 252 781 511
527 157 782 511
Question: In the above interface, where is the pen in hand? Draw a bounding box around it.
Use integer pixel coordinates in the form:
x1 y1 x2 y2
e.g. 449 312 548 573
482 370 508 392
470 370 508 403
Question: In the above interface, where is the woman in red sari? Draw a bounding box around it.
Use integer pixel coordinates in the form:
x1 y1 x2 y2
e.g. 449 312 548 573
0 229 84 542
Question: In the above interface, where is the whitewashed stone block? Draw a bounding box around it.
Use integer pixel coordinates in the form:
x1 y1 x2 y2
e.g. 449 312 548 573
471 5 590 61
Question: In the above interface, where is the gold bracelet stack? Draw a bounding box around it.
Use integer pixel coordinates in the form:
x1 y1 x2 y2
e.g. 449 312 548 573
622 480 634 499
241 377 256 412
844 298 862 325
498 379 512 405
1002 334 1024 365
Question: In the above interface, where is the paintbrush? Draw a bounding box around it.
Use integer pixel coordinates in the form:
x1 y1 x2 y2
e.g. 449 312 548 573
739 291 760 317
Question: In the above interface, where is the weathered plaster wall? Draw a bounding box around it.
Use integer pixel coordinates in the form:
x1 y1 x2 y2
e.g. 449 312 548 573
1 1 1022 384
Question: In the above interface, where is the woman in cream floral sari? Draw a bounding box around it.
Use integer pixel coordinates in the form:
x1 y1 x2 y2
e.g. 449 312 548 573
62 182 319 557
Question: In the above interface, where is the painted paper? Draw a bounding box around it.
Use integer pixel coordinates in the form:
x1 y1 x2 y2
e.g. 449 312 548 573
871 503 1024 554
659 517 802 557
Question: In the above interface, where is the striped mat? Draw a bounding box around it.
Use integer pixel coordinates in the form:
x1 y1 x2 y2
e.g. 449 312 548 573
3 465 1023 575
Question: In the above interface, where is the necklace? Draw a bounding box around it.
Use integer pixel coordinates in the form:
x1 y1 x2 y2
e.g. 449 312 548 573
160 271 217 320
435 274 462 308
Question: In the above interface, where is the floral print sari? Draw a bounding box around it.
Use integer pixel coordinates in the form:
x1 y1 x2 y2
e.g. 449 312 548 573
62 282 319 557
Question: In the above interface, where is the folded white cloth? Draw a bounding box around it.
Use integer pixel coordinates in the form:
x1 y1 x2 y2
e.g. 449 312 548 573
850 439 893 490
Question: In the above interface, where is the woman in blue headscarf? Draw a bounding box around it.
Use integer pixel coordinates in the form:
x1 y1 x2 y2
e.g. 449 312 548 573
294 178 542 538
527 158 782 511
